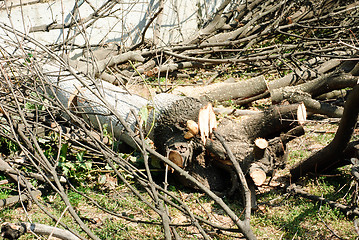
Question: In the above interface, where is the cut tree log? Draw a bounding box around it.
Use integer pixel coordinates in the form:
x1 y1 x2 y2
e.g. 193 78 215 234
271 66 359 117
272 88 345 118
253 138 268 160
171 58 346 104
249 165 266 186
156 101 305 192
271 72 358 101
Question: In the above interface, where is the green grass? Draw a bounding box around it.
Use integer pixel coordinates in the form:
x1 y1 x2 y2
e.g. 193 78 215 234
252 183 356 239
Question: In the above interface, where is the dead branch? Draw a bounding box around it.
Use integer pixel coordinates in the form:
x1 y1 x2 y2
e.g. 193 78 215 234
128 7 164 51
287 184 359 217
213 131 256 239
0 190 40 208
186 0 232 44
1 222 80 240
0 156 27 188
73 51 145 76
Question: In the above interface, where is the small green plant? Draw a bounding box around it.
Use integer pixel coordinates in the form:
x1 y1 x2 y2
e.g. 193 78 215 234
25 92 50 111
0 175 13 199
138 105 156 139
146 76 166 83
102 123 114 146
0 137 19 155
58 150 93 181
25 52 33 63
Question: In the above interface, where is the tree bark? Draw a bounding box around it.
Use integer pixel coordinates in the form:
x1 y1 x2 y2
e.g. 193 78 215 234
173 75 268 102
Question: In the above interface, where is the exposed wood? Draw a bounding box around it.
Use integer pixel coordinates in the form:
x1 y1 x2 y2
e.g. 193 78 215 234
198 103 217 144
168 150 184 169
254 138 268 149
186 120 199 135
272 89 344 117
253 138 268 160
296 103 306 125
249 165 266 186
190 104 305 194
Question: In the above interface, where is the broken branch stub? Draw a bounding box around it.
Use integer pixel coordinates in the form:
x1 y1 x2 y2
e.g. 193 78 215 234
198 103 217 144
184 120 199 139
253 138 268 160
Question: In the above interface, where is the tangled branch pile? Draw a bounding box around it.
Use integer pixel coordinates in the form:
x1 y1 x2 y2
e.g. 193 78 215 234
0 0 358 239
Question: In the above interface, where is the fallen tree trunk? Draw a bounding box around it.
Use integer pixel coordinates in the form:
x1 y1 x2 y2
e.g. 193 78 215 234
1 0 359 239
43 61 304 195
40 56 309 240
42 62 181 149
42 62 260 239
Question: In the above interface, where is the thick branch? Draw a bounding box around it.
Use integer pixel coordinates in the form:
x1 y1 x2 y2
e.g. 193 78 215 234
1 222 80 240
290 84 359 180
173 75 268 102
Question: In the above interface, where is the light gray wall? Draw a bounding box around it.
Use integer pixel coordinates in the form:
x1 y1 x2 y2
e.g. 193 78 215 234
0 0 225 52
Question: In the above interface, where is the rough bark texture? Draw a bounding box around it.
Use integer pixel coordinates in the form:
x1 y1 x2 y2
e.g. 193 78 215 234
42 62 304 195
153 98 303 192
